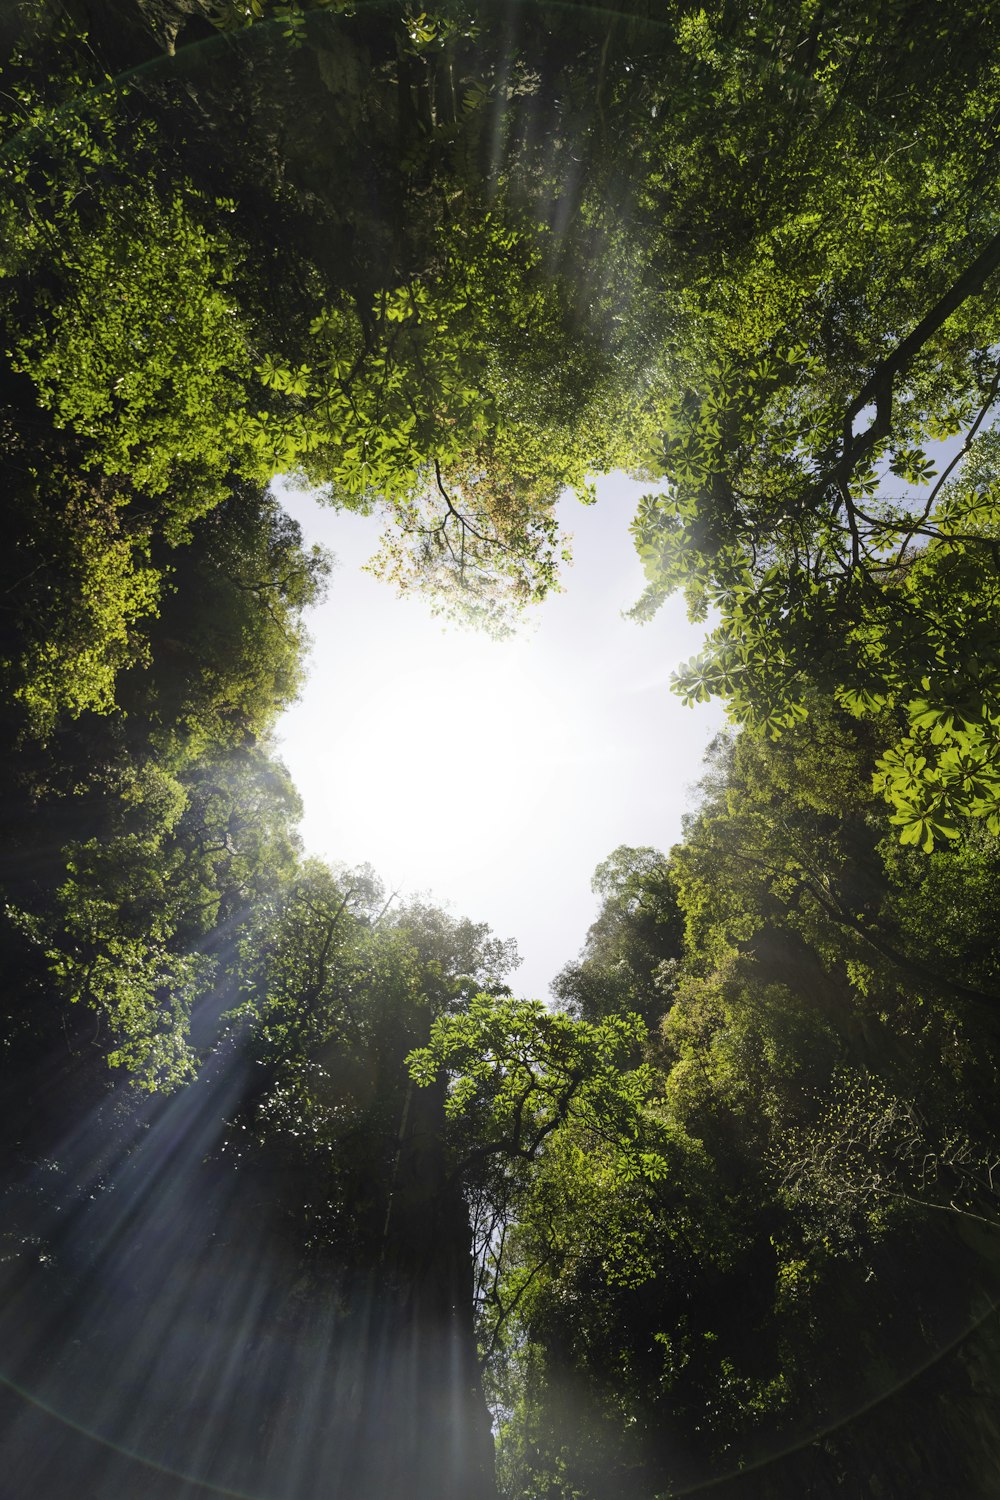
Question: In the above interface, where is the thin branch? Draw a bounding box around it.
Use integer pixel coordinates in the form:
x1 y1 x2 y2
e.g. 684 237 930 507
816 227 1000 505
892 359 1000 565
707 839 1000 1014
433 459 508 550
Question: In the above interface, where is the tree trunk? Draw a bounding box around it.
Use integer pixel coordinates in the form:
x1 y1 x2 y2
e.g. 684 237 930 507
374 1072 499 1500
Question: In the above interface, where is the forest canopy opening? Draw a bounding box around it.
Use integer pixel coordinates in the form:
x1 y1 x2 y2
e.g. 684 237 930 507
3 3 1000 1499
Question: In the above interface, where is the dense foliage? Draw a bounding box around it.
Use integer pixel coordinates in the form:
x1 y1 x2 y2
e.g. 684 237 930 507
3 2 1000 1498
457 710 1000 1499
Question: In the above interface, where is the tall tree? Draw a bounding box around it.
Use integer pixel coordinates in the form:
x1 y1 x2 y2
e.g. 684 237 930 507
472 708 1000 1500
623 0 1000 841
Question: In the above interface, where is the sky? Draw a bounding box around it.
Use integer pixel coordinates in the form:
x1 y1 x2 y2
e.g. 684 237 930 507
273 474 726 1001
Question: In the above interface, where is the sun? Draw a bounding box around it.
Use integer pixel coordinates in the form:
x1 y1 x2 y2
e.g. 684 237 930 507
274 477 724 997
289 626 576 890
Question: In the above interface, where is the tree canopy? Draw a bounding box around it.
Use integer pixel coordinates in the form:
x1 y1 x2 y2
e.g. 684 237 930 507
3 3 1000 1498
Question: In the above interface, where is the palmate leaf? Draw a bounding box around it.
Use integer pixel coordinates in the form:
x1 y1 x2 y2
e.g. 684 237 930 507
672 653 727 706
891 810 961 853
889 447 937 485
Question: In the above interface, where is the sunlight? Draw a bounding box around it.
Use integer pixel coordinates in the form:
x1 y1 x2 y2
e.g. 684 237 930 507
5 7 1000 1497
275 478 725 996
309 634 591 879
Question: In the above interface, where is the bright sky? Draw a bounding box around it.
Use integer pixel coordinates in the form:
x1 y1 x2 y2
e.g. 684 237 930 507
274 475 725 1000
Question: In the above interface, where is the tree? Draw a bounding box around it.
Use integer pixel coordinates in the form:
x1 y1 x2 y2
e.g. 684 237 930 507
0 861 513 1499
553 844 684 1028
461 709 1000 1499
8 7 1000 1498
623 0 1000 843
2 5 664 637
